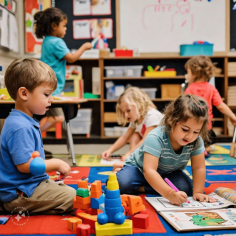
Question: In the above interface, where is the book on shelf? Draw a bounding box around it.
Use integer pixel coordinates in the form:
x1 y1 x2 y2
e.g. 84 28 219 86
145 188 236 232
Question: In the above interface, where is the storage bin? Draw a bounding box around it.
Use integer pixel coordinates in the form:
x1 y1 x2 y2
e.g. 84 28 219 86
123 66 143 77
114 127 123 136
70 120 91 134
144 71 176 77
161 84 181 98
104 127 115 137
141 88 157 99
105 66 125 77
114 49 133 57
180 44 213 56
74 109 92 121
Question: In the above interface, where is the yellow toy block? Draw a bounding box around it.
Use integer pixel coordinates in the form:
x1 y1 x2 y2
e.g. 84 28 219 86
95 220 132 236
106 173 119 191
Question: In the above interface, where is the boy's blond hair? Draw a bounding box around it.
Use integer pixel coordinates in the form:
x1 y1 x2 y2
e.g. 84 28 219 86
5 58 57 100
161 94 209 144
184 55 214 82
116 87 156 126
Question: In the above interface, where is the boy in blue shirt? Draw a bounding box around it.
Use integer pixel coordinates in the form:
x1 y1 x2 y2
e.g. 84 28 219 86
0 58 75 215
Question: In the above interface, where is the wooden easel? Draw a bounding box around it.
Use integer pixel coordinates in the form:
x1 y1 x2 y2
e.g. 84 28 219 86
230 126 236 158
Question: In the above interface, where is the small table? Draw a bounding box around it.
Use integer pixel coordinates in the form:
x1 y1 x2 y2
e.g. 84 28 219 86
0 99 87 166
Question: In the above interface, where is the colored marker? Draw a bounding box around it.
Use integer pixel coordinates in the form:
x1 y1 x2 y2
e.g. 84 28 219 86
164 178 190 203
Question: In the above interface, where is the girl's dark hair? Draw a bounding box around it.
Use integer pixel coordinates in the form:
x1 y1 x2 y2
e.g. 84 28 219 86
161 94 210 144
34 8 67 38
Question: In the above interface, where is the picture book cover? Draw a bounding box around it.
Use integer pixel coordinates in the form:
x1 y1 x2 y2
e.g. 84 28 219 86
145 192 236 212
160 208 236 231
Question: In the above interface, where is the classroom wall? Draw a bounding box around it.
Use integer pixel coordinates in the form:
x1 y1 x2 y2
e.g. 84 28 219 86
0 0 25 68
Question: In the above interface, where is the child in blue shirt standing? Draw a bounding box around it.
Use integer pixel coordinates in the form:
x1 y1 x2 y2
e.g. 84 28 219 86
117 94 216 205
0 58 75 215
34 8 92 132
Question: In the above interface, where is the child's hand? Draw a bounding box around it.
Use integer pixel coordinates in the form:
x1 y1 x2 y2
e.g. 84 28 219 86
167 190 188 205
57 160 71 177
82 42 93 51
193 193 216 203
101 150 111 160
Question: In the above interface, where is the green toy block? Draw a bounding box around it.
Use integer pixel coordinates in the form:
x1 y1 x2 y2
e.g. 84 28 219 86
76 188 89 198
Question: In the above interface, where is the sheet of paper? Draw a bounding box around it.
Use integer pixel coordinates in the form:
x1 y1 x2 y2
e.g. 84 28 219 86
73 0 91 15
145 193 236 212
73 20 90 39
91 0 111 15
100 158 121 165
9 13 18 52
0 6 9 48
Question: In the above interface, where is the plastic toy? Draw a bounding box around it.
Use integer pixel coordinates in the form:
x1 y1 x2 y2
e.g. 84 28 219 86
97 173 125 225
29 151 46 175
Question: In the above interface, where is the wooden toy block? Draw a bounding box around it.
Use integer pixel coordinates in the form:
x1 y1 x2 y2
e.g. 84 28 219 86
77 212 97 229
67 217 82 231
78 180 88 189
73 197 91 209
132 214 149 229
95 220 133 236
91 209 102 215
76 196 91 204
76 224 90 236
76 188 89 198
90 190 102 199
91 180 102 192
127 195 145 215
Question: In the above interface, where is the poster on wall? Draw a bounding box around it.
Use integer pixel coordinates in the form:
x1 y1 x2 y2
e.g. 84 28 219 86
73 18 112 39
9 12 18 52
25 0 51 54
73 0 111 16
0 6 9 48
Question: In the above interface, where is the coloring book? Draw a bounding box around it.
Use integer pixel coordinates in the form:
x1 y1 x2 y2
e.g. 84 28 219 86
146 191 236 231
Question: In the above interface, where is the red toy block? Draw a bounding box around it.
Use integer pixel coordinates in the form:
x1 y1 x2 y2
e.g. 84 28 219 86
133 214 149 229
67 217 82 231
76 224 90 236
139 209 148 214
78 180 88 189
91 209 102 215
76 196 91 204
86 208 93 215
77 213 97 230
128 195 145 215
90 228 95 235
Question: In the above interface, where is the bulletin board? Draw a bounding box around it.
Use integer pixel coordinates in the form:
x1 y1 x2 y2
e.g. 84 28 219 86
55 0 117 51
230 0 236 51
116 0 228 53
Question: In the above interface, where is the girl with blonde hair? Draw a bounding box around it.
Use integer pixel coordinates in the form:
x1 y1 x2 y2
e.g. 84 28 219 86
102 87 163 171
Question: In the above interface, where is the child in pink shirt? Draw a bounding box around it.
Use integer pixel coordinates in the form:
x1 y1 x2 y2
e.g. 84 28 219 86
184 56 236 155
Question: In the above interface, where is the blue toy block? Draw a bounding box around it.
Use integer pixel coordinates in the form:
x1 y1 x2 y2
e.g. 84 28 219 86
105 197 121 207
91 194 105 209
105 189 120 199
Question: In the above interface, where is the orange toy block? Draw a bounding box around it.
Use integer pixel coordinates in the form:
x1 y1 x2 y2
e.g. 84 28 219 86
78 180 88 189
76 196 91 204
76 209 87 215
77 212 97 230
67 217 82 231
132 214 149 229
73 197 91 209
76 224 90 236
90 180 102 199
121 194 129 205
122 203 130 216
128 195 145 215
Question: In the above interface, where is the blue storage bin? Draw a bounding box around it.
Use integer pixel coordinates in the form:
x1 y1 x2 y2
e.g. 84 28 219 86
180 44 213 56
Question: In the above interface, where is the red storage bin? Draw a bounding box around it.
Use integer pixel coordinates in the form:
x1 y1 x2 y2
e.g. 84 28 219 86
114 49 133 57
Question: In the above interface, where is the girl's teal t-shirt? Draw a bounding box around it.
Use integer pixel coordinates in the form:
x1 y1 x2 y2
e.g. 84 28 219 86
125 126 205 174
41 36 70 95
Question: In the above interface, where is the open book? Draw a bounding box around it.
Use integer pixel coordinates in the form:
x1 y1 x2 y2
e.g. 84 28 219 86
146 192 236 231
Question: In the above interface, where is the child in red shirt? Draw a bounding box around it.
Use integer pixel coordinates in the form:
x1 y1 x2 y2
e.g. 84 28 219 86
184 55 236 156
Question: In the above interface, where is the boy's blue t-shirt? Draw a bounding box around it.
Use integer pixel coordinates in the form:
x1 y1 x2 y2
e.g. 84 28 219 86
41 36 70 95
0 110 48 202
125 126 205 174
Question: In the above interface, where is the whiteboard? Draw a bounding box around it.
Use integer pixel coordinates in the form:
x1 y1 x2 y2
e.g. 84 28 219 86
119 0 226 53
